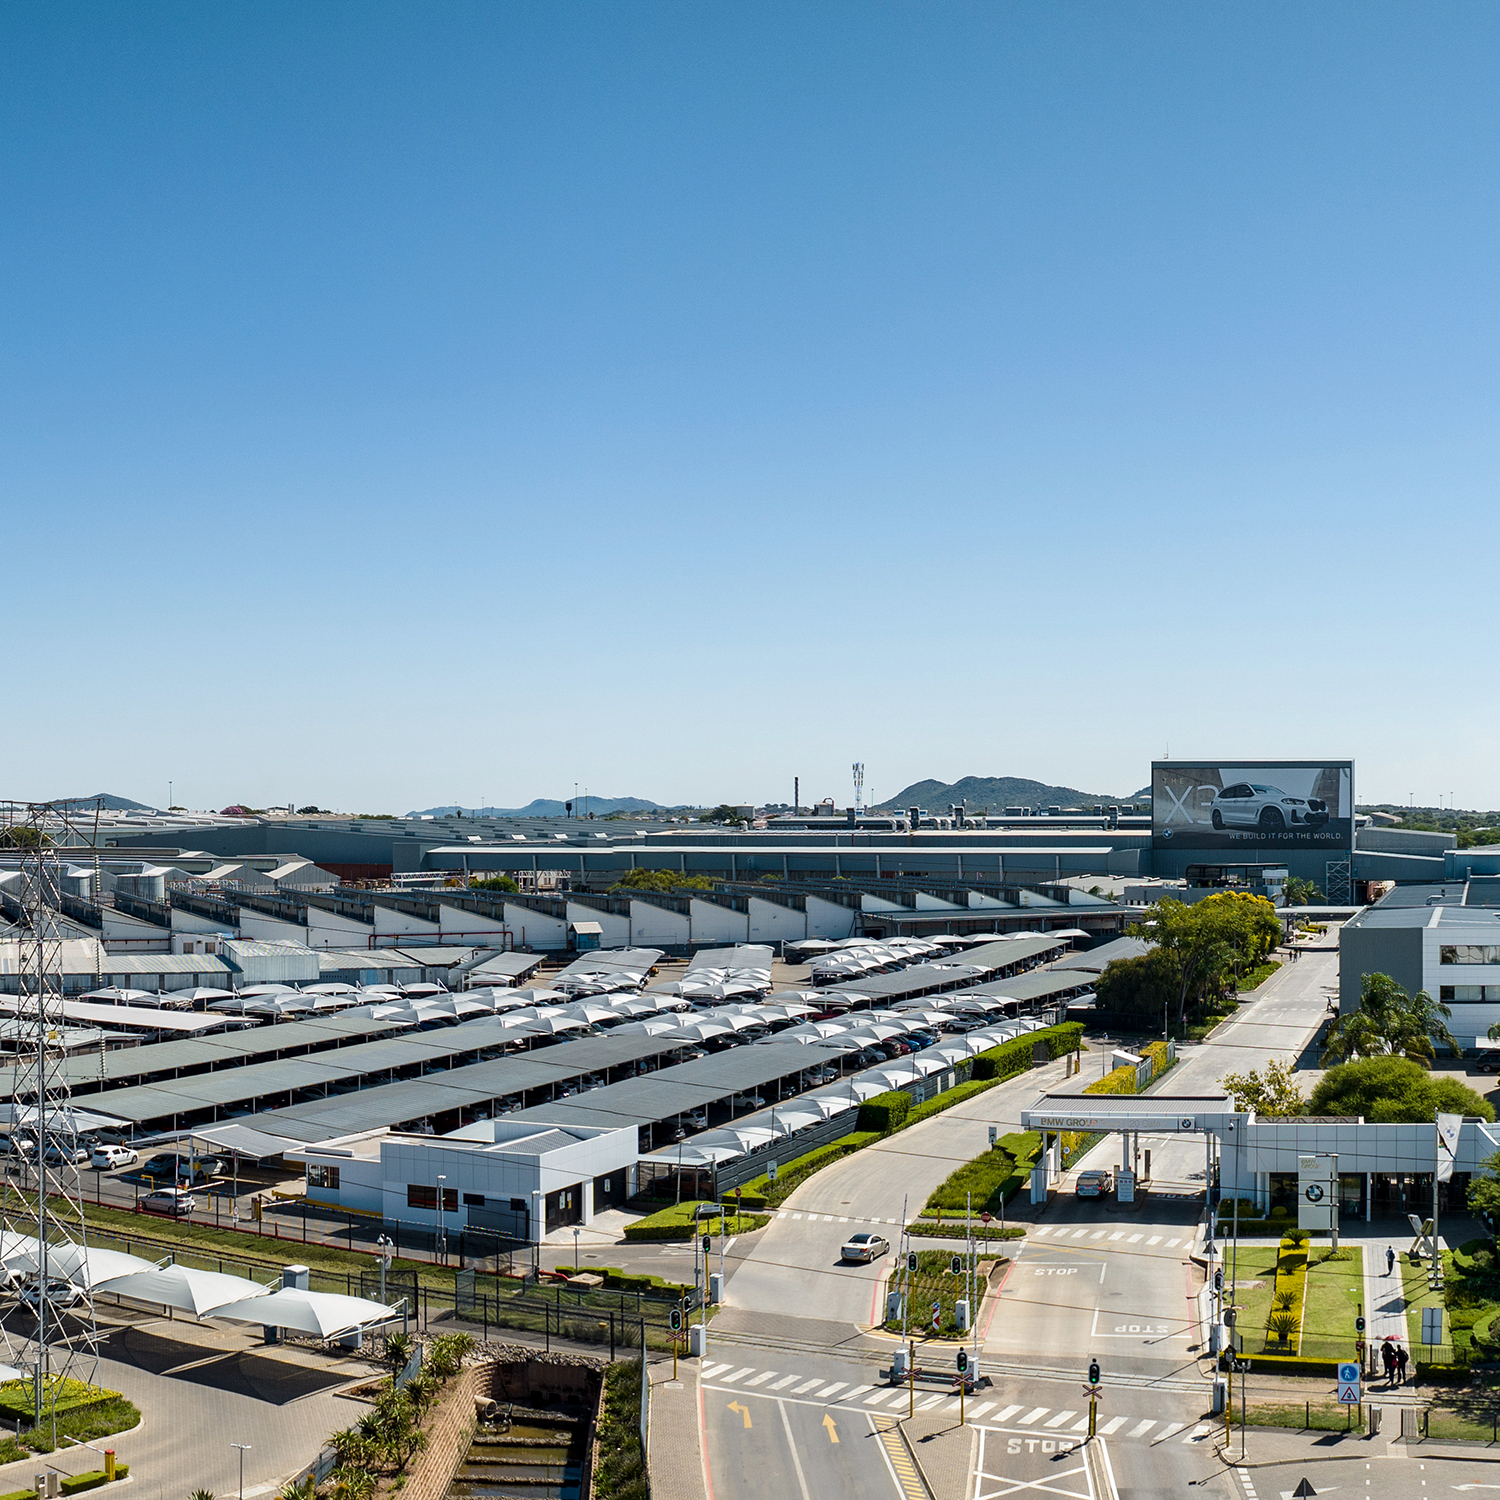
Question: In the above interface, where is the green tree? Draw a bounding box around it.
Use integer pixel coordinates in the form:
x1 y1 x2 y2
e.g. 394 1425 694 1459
1095 949 1179 1024
1129 892 1280 1032
1220 1059 1308 1118
1281 876 1323 906
0 826 49 849
470 875 520 893
1468 1150 1500 1222
698 804 747 827
1307 1056 1494 1123
609 868 714 892
1320 972 1459 1065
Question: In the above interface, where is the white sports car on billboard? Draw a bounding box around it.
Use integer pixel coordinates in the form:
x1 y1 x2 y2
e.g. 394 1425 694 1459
1209 783 1330 832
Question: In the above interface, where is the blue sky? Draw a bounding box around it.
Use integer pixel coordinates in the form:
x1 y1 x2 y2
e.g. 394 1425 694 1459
5 4 1497 812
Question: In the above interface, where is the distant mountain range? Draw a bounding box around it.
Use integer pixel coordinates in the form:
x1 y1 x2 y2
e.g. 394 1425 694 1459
50 792 156 812
876 775 1150 812
408 796 668 819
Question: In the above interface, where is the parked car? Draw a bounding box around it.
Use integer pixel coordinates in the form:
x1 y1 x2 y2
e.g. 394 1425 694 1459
905 1030 939 1049
730 1092 765 1109
1209 782 1329 832
140 1153 182 1180
91 1144 138 1171
177 1156 224 1184
1476 1054 1500 1074
877 1040 911 1059
1075 1170 1113 1198
942 1017 986 1034
840 1232 890 1263
42 1141 91 1167
17 1278 86 1314
141 1188 198 1216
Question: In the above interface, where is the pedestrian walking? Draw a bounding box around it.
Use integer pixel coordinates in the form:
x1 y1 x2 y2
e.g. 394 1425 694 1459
1381 1339 1396 1382
1395 1345 1409 1384
1386 1246 1396 1275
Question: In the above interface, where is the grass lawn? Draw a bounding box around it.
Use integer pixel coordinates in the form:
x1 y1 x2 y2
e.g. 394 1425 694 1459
883 1248 1004 1340
1301 1247 1365 1344
1226 1241 1282 1350
621 1201 770 1241
1230 1400 1364 1434
1399 1249 1447 1348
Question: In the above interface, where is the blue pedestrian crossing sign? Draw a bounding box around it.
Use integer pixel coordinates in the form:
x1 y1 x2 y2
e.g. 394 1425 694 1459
1336 1361 1360 1404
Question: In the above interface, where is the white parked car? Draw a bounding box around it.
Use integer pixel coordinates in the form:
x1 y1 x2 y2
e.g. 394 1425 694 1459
841 1232 890 1263
141 1188 198 1217
92 1145 139 1170
1209 783 1329 832
18 1278 86 1314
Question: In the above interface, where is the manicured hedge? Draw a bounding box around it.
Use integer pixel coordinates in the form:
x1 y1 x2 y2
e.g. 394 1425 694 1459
622 1201 770 1241
733 1132 882 1208
61 1469 129 1496
971 1023 1082 1081
858 1091 911 1132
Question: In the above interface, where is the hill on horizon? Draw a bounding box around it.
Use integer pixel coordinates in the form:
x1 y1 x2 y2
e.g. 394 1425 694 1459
49 792 155 812
408 796 667 818
876 775 1147 812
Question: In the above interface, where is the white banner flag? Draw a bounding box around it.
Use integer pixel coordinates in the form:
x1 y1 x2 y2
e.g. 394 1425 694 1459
1437 1112 1463 1183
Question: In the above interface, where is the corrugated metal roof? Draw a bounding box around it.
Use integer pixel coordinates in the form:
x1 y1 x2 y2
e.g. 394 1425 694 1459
99 954 234 976
1051 937 1152 972
318 950 426 972
689 946 774 971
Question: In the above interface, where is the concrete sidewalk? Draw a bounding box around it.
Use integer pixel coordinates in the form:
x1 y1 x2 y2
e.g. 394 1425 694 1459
1218 1422 1500 1468
647 1358 709 1500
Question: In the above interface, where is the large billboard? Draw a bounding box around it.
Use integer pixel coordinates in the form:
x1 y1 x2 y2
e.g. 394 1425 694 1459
1152 761 1353 852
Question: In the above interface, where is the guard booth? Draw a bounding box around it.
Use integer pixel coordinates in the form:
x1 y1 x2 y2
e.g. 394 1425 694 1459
569 920 603 952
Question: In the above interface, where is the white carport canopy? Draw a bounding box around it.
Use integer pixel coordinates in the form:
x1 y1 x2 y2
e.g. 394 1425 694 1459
211 1287 397 1337
103 1264 272 1316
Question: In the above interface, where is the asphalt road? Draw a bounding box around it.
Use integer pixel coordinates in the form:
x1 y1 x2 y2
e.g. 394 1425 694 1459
723 1047 1086 1324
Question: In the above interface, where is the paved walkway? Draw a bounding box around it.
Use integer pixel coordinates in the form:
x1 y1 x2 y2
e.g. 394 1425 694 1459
646 1359 709 1500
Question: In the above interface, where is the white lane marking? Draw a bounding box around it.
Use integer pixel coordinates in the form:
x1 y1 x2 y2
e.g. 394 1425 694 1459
1108 1232 1124 1241
813 1382 847 1399
845 1385 873 1401
702 1362 731 1379
790 1212 802 1219
1090 1231 1107 1240
1152 1422 1186 1443
863 1390 895 1406
1071 1416 1091 1433
970 1401 994 1419
839 1216 849 1223
1165 1238 1181 1247
941 1399 962 1413
1072 1229 1089 1239
1126 1234 1143 1243
1146 1236 1162 1246
769 1375 798 1390
1098 1416 1126 1435
720 1367 755 1383
775 1399 814 1500
1126 1419 1156 1439
745 1371 777 1387
1044 1410 1077 1428
917 1394 944 1410
992 1405 1022 1422
1183 1423 1211 1442
792 1378 822 1394
1017 1406 1049 1425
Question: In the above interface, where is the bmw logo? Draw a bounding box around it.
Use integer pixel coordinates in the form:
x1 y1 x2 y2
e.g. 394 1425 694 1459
1161 828 1173 839
1305 1183 1324 1202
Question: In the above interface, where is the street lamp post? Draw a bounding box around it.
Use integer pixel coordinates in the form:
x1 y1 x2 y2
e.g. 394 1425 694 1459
230 1443 251 1500
436 1175 447 1264
375 1234 393 1305
531 1188 542 1277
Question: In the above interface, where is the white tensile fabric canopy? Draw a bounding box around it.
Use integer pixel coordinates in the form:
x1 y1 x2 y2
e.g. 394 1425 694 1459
103 1264 271 1316
211 1287 396 1337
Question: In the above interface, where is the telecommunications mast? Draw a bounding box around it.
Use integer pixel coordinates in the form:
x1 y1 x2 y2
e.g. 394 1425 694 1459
852 763 865 815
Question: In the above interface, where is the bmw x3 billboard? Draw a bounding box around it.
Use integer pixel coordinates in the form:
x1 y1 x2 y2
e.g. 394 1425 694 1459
1152 761 1353 851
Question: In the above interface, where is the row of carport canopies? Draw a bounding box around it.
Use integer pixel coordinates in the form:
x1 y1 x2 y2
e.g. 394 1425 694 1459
0 1232 397 1338
660 1014 1049 1166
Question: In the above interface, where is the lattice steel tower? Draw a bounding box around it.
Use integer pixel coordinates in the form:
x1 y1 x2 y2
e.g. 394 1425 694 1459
0 800 104 1427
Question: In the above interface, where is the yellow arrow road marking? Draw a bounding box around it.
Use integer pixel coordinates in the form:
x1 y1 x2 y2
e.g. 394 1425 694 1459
822 1413 839 1443
728 1401 752 1428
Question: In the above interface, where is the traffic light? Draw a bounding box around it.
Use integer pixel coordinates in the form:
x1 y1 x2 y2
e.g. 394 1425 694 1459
950 1255 962 1275
669 1307 682 1332
907 1251 918 1272
956 1350 968 1373
1212 1268 1223 1293
702 1235 712 1253
1087 1359 1100 1388
1355 1316 1366 1334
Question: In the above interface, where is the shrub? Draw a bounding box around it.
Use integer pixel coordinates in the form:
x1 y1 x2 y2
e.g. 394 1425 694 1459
1267 1311 1299 1343
858 1092 911 1132
970 1024 1082 1081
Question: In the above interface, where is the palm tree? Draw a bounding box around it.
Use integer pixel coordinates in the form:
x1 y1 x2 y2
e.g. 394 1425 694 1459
1321 972 1458 1065
330 1468 375 1500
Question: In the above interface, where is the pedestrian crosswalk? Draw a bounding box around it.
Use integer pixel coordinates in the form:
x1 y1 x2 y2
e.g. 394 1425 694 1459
698 1361 1212 1446
764 1211 1196 1247
1027 1225 1190 1249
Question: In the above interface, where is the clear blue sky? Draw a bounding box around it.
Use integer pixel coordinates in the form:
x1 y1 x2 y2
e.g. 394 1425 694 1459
6 4 1497 813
